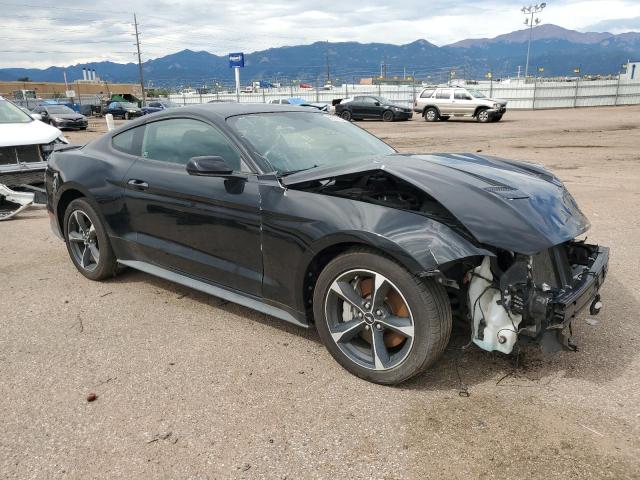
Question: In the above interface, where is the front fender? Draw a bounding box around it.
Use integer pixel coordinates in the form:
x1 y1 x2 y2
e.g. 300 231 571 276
259 182 490 314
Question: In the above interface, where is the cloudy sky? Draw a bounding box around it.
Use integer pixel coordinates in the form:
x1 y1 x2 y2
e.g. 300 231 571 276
2 0 639 68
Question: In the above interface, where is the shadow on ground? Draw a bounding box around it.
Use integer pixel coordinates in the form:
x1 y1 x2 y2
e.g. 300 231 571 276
105 268 637 393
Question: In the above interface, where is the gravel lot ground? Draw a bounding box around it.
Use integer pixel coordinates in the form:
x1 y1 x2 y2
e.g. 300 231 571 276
1 106 639 479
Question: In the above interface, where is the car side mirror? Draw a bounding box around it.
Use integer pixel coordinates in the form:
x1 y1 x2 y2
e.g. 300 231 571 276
186 156 234 176
374 101 380 106
30 113 42 121
41 111 49 117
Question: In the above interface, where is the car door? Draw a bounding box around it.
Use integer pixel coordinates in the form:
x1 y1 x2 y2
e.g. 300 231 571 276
359 97 382 118
434 88 453 115
349 97 368 118
122 116 263 295
453 89 475 115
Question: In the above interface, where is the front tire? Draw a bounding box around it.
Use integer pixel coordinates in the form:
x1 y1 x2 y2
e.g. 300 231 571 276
124 112 130 120
63 198 118 281
476 108 491 123
382 110 394 122
313 249 452 385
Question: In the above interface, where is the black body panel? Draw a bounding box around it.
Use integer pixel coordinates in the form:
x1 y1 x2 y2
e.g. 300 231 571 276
45 104 605 330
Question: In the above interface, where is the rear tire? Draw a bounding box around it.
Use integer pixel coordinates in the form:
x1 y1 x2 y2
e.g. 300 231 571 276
340 110 352 121
424 107 439 122
313 248 452 385
382 110 394 122
63 198 118 281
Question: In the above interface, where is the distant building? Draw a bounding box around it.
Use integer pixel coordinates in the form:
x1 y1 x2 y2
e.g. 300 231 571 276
0 81 142 99
621 61 639 81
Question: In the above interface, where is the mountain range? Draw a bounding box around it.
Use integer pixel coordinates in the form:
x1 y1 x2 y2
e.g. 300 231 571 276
1 24 638 86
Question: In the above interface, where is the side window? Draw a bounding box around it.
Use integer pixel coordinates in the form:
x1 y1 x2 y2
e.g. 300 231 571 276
149 102 160 107
141 118 246 171
361 97 376 105
436 89 452 100
112 126 143 155
420 89 435 98
108 102 117 109
455 89 472 100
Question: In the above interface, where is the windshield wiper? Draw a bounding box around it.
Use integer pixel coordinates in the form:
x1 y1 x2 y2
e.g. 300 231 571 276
278 165 319 177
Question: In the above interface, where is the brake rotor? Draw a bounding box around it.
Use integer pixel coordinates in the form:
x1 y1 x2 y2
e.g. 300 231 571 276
358 278 408 348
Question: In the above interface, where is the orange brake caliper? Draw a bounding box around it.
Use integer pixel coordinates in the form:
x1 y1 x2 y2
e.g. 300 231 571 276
358 278 408 348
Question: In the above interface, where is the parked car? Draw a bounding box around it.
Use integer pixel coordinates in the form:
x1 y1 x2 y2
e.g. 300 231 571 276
18 106 42 121
269 98 329 112
335 96 412 121
32 104 88 130
1 96 68 218
104 101 143 120
268 98 303 105
46 104 608 384
414 86 507 123
141 101 180 115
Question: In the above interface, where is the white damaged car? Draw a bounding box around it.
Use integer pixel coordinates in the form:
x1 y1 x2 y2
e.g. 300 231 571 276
0 96 68 219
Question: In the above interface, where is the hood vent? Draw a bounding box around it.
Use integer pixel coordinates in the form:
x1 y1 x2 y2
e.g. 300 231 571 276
483 185 529 199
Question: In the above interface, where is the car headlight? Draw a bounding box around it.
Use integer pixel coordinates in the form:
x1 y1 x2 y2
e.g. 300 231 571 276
392 107 401 111
52 117 64 122
128 109 137 113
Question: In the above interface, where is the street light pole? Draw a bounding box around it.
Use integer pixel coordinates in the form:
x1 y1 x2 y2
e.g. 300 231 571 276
521 3 546 79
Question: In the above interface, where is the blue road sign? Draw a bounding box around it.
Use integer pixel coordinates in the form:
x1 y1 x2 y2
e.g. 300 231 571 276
229 53 245 68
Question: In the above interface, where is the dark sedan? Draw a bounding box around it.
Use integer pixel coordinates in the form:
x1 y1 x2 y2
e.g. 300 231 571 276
335 96 413 121
45 104 608 384
141 101 180 115
104 101 143 120
32 104 88 130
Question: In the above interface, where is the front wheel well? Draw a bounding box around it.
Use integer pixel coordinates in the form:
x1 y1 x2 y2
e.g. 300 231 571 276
474 106 489 117
302 242 422 323
56 189 84 232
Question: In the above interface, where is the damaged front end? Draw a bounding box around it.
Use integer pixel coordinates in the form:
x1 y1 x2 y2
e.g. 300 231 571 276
466 241 609 353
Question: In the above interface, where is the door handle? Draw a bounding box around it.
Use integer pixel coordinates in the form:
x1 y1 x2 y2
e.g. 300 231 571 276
127 179 149 190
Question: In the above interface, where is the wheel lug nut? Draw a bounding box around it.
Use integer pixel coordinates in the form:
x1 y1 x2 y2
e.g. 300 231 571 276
358 312 363 318
375 309 382 316
365 325 370 330
376 323 382 330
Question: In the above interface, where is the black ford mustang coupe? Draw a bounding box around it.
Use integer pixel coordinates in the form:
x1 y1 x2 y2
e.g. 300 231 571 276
46 104 608 384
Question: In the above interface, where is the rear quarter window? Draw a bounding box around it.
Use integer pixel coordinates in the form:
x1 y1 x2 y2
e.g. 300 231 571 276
420 89 435 98
112 126 142 155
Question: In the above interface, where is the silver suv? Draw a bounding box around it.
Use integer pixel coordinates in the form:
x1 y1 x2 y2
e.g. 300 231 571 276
414 86 507 123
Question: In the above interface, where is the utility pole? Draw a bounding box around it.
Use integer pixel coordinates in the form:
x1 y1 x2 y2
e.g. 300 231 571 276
521 3 546 79
133 13 146 106
325 41 330 84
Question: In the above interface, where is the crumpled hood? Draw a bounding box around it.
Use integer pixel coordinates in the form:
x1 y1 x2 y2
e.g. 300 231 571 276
283 153 589 254
0 120 62 147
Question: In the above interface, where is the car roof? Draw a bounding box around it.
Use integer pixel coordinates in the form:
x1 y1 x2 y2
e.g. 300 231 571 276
149 102 321 120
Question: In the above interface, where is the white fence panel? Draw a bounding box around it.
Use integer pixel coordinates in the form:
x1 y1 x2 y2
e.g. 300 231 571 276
167 78 640 110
